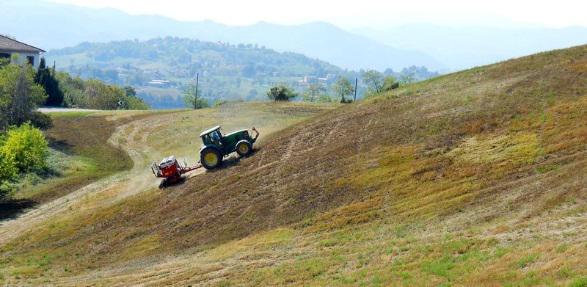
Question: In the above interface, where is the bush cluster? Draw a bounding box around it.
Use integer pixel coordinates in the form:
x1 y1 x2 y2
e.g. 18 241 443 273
0 123 48 197
267 85 297 101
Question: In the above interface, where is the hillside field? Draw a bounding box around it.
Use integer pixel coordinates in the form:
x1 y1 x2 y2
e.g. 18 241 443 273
0 46 586 286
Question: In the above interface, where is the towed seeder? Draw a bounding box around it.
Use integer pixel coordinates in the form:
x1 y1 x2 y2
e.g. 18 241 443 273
151 156 202 188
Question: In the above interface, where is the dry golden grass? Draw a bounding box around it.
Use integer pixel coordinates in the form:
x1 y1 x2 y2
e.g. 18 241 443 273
1 46 586 286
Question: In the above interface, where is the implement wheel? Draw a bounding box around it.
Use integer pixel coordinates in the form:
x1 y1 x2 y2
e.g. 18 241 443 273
201 147 222 170
236 140 253 157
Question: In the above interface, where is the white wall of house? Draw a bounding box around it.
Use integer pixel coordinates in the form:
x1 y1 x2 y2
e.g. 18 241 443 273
1 51 42 68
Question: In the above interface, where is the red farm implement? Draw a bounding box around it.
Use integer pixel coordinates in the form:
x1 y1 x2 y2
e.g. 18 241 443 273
151 156 201 188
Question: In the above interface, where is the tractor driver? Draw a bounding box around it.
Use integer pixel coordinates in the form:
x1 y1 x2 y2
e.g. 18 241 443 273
211 130 223 146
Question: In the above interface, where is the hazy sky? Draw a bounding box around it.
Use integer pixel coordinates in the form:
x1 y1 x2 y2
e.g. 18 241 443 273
50 0 587 29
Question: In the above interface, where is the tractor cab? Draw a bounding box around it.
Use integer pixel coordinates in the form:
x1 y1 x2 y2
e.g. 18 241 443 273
198 125 259 170
200 126 224 147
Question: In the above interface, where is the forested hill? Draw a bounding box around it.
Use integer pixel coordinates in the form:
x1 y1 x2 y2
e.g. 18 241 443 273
46 37 343 107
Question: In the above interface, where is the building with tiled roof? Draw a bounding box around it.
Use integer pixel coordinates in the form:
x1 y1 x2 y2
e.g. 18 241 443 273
0 35 45 68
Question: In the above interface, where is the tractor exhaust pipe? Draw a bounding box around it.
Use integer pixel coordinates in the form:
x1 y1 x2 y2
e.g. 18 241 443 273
251 127 259 142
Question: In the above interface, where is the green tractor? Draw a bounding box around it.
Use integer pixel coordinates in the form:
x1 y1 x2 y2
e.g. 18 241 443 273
199 126 259 169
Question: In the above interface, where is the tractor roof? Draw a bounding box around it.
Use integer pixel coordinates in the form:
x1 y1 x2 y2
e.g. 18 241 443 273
200 126 221 137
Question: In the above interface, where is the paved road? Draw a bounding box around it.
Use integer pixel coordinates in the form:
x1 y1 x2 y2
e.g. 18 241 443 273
38 107 100 113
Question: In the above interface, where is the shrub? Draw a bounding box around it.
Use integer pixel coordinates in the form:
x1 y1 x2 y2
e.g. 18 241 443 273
267 85 297 101
28 111 53 130
213 99 228 107
382 76 400 91
1 123 49 173
0 154 17 198
0 136 17 179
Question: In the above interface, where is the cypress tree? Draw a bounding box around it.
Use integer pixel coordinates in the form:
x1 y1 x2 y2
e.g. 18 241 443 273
35 58 64 106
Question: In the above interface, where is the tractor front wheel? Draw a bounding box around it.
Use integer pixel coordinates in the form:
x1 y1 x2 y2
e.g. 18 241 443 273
201 148 222 170
236 140 253 157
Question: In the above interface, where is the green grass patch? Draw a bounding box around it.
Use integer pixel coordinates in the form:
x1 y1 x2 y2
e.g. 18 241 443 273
535 163 559 174
516 253 540 269
48 111 96 118
421 256 456 278
569 277 587 287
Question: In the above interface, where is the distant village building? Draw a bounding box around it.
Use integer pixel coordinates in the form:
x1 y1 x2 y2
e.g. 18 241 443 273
298 74 337 86
147 79 171 87
0 35 45 68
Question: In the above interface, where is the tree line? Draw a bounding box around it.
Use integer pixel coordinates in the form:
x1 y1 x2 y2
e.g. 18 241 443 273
181 69 407 106
262 69 405 104
0 56 148 198
31 57 149 110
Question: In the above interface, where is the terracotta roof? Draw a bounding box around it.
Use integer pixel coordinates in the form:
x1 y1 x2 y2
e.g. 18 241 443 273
0 35 45 53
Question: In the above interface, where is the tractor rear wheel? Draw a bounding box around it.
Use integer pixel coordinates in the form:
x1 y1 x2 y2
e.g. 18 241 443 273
201 148 222 170
236 140 253 157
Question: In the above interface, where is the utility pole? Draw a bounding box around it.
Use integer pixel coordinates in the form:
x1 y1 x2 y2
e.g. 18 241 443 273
354 77 358 102
194 72 199 109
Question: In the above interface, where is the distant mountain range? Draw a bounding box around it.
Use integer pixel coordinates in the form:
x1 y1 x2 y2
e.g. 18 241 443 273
3 0 585 72
355 24 587 70
0 0 442 71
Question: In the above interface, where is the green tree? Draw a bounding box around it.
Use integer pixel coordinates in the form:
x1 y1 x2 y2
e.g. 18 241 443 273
0 57 9 68
183 83 208 109
0 63 47 130
118 85 149 110
362 70 384 95
124 86 136 97
303 83 325 102
333 77 354 103
267 85 297 101
124 96 150 110
55 72 86 108
382 76 400 91
317 94 333 103
35 57 64 106
84 80 120 110
54 72 148 110
399 72 416 84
